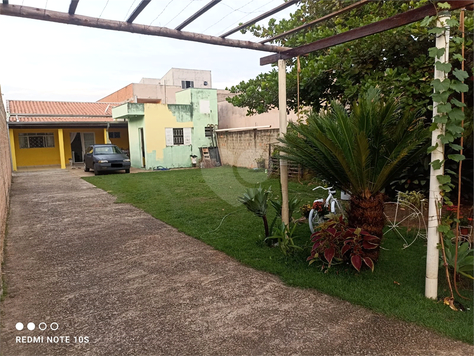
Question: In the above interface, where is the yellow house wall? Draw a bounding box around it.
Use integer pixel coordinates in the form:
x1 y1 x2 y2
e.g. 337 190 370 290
8 129 17 171
144 104 193 162
108 128 129 150
14 129 61 167
14 128 109 167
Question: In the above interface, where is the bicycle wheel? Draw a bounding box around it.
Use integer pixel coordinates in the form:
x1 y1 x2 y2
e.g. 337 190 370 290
383 201 426 249
309 209 324 234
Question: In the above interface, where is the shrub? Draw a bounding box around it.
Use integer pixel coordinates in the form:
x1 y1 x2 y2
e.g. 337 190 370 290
308 216 381 272
341 227 381 272
265 221 302 256
299 203 312 218
397 191 426 210
441 240 474 280
307 216 346 268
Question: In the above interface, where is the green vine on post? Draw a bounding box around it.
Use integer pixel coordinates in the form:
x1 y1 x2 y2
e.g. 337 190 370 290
423 2 469 205
422 2 470 302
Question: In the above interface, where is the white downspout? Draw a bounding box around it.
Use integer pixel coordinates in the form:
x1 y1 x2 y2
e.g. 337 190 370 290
278 59 289 226
425 12 450 300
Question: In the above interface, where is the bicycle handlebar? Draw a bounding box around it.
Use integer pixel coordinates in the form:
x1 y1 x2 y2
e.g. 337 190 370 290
312 186 333 191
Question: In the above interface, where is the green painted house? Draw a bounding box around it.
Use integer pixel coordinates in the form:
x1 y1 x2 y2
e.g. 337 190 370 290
112 88 218 169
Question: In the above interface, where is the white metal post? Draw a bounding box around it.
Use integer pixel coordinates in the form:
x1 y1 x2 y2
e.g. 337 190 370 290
278 59 289 226
425 13 450 300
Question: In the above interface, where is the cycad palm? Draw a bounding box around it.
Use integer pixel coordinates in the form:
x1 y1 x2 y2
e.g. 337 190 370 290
279 88 429 246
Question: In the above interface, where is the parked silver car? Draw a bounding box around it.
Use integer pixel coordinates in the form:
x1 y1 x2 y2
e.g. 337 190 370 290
84 144 131 175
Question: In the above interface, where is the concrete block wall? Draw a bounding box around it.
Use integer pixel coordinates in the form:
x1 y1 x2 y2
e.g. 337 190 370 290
217 128 279 168
0 87 12 295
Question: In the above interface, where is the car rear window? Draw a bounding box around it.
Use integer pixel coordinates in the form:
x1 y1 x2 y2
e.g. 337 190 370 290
94 146 122 155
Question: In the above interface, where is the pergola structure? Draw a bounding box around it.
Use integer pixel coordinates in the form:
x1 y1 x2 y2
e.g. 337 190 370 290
1 0 472 299
1 0 469 54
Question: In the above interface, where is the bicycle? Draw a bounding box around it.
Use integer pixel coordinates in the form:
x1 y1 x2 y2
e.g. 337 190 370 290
383 192 427 249
309 186 345 233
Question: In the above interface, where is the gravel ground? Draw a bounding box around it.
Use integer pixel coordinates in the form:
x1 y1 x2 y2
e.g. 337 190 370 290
1 170 472 356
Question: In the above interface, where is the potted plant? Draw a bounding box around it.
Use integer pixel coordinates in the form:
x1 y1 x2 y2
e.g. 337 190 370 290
459 216 472 236
312 200 329 219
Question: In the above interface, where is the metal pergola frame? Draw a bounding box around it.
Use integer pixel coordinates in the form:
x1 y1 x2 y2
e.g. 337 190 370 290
0 1 291 53
1 0 472 300
126 0 151 24
0 1 470 60
261 0 472 64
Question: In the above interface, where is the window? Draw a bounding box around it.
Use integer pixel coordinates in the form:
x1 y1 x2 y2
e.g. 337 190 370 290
94 146 123 155
108 132 121 139
165 128 192 146
181 80 194 89
19 133 54 149
205 127 213 138
173 128 184 145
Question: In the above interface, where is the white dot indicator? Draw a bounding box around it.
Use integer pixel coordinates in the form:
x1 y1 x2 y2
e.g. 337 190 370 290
39 322 47 331
27 322 35 330
50 322 59 331
15 322 24 331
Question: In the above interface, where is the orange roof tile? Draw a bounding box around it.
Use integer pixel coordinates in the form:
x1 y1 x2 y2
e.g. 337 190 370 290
7 100 121 123
12 116 114 123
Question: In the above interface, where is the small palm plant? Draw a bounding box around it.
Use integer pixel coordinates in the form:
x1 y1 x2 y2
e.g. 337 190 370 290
238 185 272 237
279 87 430 260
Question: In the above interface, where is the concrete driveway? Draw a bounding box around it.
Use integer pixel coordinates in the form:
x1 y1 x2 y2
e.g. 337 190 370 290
1 170 472 356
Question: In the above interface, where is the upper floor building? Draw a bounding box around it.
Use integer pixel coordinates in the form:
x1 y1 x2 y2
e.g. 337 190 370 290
98 68 212 105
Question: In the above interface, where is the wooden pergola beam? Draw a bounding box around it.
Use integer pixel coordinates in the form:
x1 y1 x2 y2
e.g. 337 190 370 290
220 0 299 38
68 0 79 15
260 0 473 65
175 0 221 31
0 4 289 53
126 0 151 24
260 0 368 44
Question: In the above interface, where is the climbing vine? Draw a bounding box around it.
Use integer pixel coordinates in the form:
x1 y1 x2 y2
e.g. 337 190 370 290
423 2 469 204
422 2 471 302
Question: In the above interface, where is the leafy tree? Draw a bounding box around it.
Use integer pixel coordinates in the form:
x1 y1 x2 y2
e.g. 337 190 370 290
227 0 473 118
278 88 430 260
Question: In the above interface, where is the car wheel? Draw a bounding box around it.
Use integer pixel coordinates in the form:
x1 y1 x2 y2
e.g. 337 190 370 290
84 163 90 172
94 165 100 176
125 169 130 173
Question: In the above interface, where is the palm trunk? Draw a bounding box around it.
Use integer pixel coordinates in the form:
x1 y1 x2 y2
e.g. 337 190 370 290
262 215 269 237
348 192 385 261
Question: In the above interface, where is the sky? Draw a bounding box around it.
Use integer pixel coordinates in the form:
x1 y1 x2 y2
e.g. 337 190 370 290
0 0 298 104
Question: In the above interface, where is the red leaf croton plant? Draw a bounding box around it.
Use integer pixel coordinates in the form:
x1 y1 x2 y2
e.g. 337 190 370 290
307 215 381 272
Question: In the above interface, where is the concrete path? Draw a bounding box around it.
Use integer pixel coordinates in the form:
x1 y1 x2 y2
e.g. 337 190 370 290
1 170 472 356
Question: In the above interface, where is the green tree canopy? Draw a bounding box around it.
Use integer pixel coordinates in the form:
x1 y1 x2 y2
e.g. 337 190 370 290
227 0 473 117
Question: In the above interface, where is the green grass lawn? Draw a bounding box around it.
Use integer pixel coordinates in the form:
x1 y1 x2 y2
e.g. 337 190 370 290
84 166 473 344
